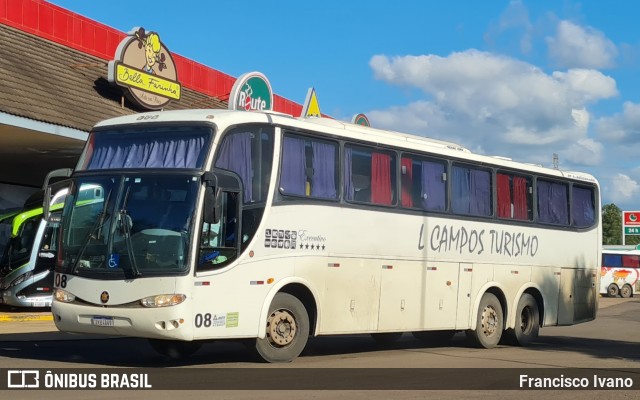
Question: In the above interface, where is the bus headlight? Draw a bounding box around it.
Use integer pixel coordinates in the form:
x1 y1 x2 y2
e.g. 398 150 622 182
54 289 76 303
140 294 186 308
9 271 32 288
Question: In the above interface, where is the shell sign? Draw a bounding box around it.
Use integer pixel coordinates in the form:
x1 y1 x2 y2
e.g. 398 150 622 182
108 27 181 110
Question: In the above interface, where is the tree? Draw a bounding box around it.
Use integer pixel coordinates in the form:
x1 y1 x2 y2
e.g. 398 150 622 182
602 203 640 245
602 203 622 245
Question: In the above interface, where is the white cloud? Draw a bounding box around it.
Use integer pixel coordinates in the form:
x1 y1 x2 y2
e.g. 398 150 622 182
368 50 617 165
546 20 618 69
596 101 640 143
606 174 640 204
562 137 603 166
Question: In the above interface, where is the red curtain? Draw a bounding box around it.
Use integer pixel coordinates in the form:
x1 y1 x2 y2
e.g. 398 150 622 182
513 176 528 220
371 152 392 205
401 157 413 207
497 173 511 218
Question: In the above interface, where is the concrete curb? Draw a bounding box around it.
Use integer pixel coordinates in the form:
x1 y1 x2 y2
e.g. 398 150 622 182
0 313 53 322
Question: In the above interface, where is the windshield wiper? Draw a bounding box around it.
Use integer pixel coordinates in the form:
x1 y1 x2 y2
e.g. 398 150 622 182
119 186 141 278
69 189 112 275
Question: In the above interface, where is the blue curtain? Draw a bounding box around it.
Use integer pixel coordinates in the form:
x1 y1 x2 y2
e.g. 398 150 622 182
280 136 307 196
572 186 595 227
538 180 568 224
343 148 354 200
215 132 253 202
311 142 337 199
87 133 207 170
470 169 491 216
421 161 445 211
451 166 470 214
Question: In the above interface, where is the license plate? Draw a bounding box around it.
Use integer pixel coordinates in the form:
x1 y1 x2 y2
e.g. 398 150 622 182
91 316 115 327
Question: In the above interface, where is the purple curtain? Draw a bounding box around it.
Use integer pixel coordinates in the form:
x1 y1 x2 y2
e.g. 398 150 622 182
311 142 337 199
572 186 595 227
538 180 568 224
87 133 207 170
280 136 307 196
215 132 253 202
452 166 490 216
421 161 445 211
470 169 491 216
451 166 470 214
343 148 354 200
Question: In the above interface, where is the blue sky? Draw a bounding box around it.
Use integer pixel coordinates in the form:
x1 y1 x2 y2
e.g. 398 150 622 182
49 0 640 210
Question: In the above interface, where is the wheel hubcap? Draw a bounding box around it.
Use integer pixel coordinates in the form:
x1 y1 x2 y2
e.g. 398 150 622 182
481 306 498 337
520 307 532 333
266 310 297 347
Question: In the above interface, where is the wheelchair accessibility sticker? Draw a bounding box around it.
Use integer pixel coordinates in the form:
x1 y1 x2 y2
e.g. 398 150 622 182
108 254 120 268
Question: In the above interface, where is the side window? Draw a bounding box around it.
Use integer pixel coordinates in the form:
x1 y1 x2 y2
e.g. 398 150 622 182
572 185 596 228
602 254 622 267
400 155 446 212
344 145 397 206
496 172 532 221
451 164 492 217
622 255 640 268
279 134 338 200
197 191 239 271
215 126 274 204
537 179 569 225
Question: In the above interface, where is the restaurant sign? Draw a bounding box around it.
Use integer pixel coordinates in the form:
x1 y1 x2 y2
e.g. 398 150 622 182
108 27 181 110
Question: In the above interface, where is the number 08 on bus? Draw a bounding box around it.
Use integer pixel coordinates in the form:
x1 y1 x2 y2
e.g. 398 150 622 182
46 109 600 362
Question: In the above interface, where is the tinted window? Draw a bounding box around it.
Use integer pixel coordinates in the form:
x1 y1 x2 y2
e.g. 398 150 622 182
344 145 396 206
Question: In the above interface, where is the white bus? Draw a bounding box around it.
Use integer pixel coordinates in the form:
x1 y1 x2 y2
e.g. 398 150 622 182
601 246 639 298
48 109 600 362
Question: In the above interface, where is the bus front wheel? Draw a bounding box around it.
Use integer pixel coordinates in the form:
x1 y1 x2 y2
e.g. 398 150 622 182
467 292 503 348
607 283 619 297
255 293 309 363
620 284 633 298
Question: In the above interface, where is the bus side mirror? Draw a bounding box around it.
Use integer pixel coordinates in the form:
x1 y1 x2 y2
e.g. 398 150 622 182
42 168 72 222
202 172 221 225
203 187 222 225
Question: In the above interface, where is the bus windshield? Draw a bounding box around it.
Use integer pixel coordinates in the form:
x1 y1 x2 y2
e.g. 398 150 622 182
59 174 200 278
0 211 41 271
78 125 213 171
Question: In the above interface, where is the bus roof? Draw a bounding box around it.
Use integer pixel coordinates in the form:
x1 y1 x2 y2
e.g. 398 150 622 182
92 109 599 185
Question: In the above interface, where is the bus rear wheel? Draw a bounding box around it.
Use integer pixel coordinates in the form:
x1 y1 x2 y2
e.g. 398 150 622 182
620 284 633 298
255 293 309 363
607 283 619 297
467 292 503 348
148 339 202 359
508 293 539 346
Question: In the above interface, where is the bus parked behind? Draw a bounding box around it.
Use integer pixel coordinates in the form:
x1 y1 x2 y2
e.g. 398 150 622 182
601 246 640 298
